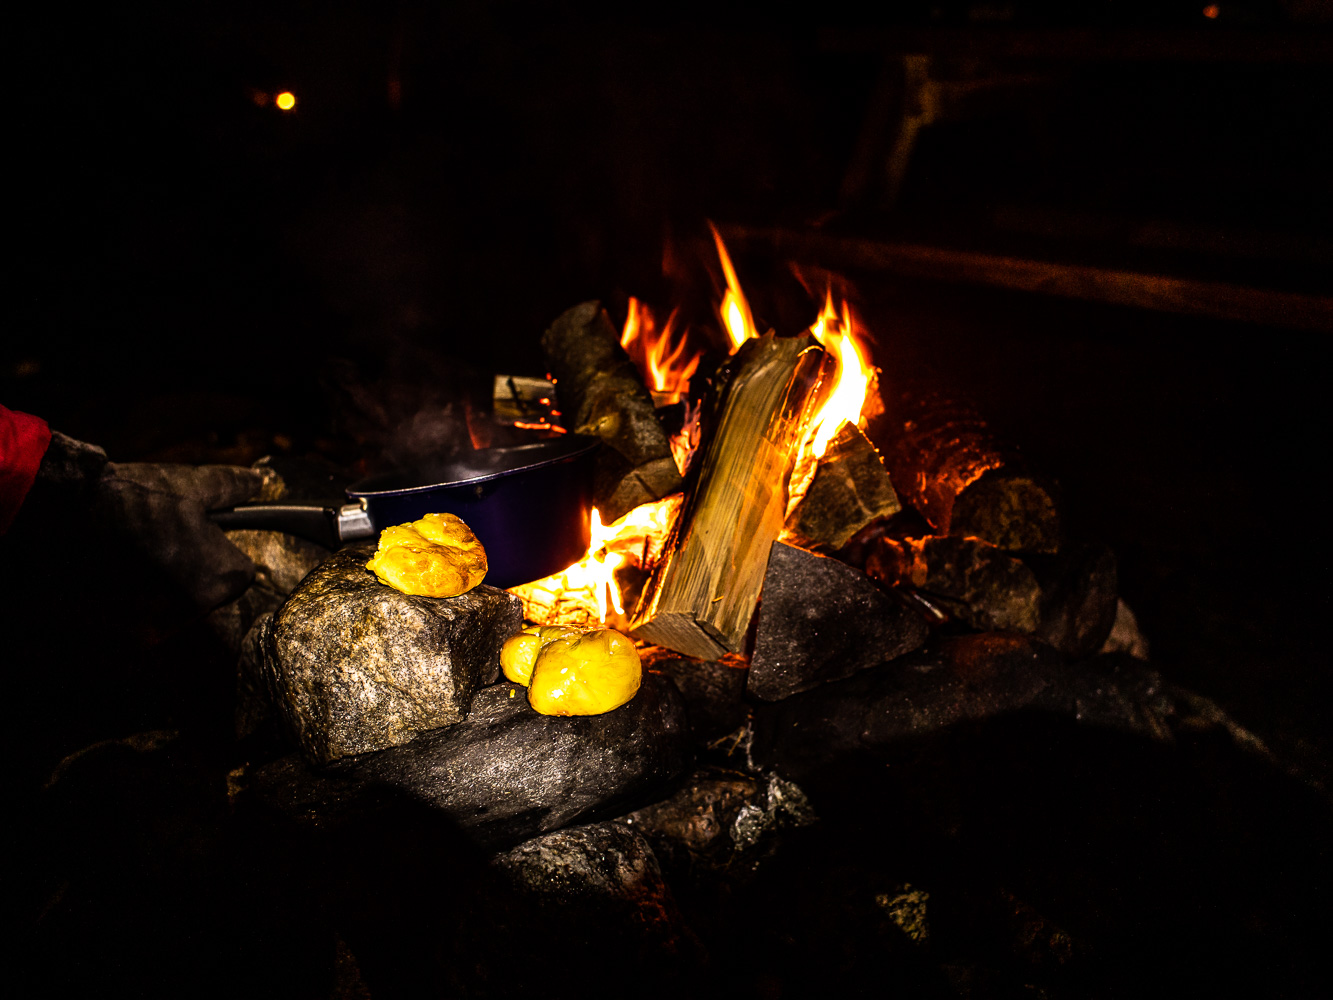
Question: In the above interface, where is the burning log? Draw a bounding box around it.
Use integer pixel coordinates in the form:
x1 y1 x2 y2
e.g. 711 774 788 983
870 387 1061 554
782 423 900 550
749 541 930 701
542 301 684 524
866 534 1042 634
631 334 828 660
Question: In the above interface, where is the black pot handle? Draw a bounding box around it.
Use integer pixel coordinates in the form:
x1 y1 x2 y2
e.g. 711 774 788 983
209 499 375 549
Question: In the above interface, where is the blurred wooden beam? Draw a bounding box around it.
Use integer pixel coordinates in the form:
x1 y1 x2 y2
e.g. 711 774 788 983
819 27 1333 65
719 225 1333 334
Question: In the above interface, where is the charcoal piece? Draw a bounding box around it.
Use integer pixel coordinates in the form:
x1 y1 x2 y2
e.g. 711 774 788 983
250 674 690 849
264 543 521 765
541 301 683 523
867 535 1041 633
748 541 930 701
1029 543 1119 658
870 388 1060 553
641 647 749 742
784 423 900 550
622 767 816 873
752 633 1065 777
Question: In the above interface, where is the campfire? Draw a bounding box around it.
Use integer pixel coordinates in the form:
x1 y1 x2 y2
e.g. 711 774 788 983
510 229 882 658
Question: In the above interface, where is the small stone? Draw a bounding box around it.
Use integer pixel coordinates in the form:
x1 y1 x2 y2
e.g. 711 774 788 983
250 673 690 849
264 543 522 764
748 541 929 701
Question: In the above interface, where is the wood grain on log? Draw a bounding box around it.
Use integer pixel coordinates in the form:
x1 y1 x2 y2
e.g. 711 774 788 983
783 423 900 550
631 334 828 660
541 302 683 524
871 388 1060 553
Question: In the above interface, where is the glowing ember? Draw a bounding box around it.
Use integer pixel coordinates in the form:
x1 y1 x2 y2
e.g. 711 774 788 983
805 291 872 459
709 223 758 353
508 496 683 629
620 297 702 402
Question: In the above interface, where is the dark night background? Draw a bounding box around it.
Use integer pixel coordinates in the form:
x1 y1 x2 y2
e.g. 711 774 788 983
5 2 1331 996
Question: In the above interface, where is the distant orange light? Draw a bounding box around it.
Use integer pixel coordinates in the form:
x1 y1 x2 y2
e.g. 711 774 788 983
1202 4 1220 17
275 91 297 111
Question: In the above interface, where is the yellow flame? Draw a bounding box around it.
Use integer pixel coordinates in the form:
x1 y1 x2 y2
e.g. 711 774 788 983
620 297 701 397
508 497 682 628
806 291 871 459
275 91 296 111
709 223 756 353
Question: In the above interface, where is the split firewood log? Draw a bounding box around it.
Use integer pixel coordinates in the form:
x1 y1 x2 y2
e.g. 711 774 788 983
541 301 684 524
869 387 1060 553
632 333 828 660
782 423 900 550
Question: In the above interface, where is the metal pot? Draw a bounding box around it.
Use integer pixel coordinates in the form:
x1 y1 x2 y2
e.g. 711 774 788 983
212 435 598 589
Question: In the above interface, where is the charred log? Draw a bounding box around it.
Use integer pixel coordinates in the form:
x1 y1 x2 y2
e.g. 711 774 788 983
632 334 827 660
870 388 1060 554
783 423 900 550
866 534 1042 634
541 301 684 523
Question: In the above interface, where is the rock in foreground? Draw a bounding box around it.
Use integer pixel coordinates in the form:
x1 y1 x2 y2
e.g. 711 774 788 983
251 673 690 849
748 541 929 701
264 543 522 764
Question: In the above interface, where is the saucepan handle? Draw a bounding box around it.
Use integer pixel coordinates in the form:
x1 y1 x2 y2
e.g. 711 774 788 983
209 499 376 549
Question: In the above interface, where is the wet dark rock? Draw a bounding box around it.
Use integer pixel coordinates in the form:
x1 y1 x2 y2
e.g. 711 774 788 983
490 822 699 971
264 543 521 764
250 673 691 849
1030 542 1119 658
752 633 1064 777
748 541 930 701
623 767 816 877
641 647 748 742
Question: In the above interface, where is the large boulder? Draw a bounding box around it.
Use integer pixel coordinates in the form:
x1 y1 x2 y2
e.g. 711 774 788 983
264 543 522 764
251 673 691 849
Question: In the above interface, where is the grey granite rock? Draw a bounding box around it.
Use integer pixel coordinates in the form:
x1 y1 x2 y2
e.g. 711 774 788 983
225 528 330 595
251 673 691 849
748 541 930 701
264 543 522 764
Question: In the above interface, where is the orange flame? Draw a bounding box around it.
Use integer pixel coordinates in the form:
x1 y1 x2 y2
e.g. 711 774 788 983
508 497 683 628
709 223 757 353
805 291 871 459
620 297 702 400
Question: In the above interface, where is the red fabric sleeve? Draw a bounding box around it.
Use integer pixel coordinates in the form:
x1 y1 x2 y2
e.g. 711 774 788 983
0 404 52 534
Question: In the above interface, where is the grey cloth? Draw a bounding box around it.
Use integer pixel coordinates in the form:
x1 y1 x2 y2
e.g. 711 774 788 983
95 462 265 610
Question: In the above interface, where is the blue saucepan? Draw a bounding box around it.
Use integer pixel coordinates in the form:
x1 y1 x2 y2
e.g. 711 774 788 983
212 435 599 589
